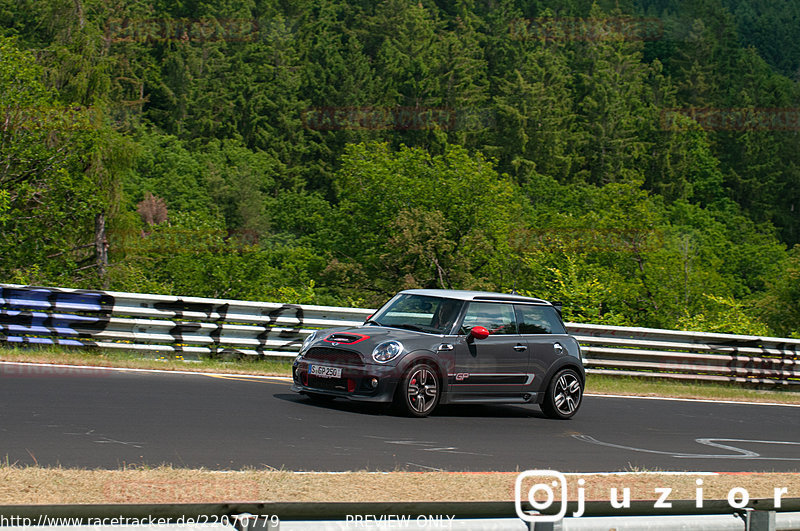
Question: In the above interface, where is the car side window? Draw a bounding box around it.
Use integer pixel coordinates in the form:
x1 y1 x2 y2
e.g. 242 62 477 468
515 305 566 334
460 302 517 335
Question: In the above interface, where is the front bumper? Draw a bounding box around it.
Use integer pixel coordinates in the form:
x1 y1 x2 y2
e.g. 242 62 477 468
291 360 400 403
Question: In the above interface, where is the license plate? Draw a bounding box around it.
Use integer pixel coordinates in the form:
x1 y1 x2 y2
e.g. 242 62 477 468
309 364 342 378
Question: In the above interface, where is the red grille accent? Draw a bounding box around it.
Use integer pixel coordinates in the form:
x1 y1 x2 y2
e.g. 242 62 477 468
323 332 370 345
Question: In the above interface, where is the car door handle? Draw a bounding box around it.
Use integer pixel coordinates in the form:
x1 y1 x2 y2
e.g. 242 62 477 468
513 344 527 351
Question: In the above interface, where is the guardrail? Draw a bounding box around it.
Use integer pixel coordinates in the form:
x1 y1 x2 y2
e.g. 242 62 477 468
0 499 798 530
1 284 799 386
0 284 371 359
570 323 800 386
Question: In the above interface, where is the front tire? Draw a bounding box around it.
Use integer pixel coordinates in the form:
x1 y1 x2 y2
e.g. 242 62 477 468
397 363 440 417
541 368 583 419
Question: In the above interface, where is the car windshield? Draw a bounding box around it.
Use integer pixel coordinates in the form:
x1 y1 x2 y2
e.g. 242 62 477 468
369 294 462 334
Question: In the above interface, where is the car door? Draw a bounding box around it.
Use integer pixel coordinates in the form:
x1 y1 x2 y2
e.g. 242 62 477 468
515 304 568 393
450 301 531 396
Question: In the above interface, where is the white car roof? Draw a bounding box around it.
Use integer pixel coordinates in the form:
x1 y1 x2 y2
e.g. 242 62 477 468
398 289 550 305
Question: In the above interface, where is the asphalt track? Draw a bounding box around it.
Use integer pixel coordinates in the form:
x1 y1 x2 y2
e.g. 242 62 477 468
1 362 798 472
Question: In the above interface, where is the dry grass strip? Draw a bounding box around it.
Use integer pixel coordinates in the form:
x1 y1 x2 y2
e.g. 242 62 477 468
0 468 797 505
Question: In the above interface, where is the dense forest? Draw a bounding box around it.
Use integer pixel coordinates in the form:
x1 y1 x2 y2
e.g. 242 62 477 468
1 0 799 336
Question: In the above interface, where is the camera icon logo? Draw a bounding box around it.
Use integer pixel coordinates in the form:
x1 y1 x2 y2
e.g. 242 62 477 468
515 470 568 523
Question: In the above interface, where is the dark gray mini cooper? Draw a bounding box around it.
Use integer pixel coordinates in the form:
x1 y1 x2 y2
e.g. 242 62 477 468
291 289 584 419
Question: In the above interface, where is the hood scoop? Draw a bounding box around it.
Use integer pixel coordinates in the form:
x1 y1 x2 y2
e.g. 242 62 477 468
323 332 370 345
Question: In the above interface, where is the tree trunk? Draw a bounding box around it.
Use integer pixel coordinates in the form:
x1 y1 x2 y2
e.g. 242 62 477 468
74 0 85 29
95 212 108 288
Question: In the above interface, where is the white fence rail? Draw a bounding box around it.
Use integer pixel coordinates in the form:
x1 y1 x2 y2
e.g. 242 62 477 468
571 323 800 386
1 284 799 386
1 499 798 531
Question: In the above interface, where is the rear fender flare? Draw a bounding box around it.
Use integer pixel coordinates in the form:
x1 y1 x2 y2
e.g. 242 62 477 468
537 359 585 404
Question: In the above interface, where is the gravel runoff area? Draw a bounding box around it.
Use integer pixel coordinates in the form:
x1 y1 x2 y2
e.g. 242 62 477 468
0 468 798 504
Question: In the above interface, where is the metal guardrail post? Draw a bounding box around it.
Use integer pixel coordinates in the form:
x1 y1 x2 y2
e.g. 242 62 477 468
741 509 777 531
234 513 280 531
233 513 253 531
527 518 563 530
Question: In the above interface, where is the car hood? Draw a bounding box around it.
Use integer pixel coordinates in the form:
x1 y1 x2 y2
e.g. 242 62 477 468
309 325 448 355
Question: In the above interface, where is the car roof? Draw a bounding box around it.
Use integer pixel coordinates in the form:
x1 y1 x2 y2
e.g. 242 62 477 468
398 289 550 305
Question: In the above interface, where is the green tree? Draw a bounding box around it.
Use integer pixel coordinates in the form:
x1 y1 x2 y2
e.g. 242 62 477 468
759 246 800 337
572 6 655 184
0 36 107 285
323 142 524 303
491 31 581 183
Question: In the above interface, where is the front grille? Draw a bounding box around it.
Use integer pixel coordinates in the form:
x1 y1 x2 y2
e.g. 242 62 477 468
305 347 365 366
307 375 348 391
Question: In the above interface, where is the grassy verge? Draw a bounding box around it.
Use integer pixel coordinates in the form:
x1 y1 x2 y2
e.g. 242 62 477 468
0 466 797 504
1 346 798 404
0 346 293 376
585 373 800 404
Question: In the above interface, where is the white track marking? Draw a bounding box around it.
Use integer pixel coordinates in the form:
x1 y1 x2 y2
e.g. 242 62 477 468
575 435 800 460
0 360 293 381
586 392 800 408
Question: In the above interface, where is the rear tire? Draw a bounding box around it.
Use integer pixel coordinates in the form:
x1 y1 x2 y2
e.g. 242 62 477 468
396 363 440 417
541 368 583 419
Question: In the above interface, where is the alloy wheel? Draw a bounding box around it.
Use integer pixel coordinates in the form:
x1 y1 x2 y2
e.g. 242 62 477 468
405 365 439 416
553 371 581 416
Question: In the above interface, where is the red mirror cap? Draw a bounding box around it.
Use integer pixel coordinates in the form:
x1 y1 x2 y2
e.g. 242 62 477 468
365 314 373 322
470 326 490 340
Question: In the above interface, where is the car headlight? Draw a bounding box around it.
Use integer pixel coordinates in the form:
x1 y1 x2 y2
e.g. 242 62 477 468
372 340 404 363
299 331 319 356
